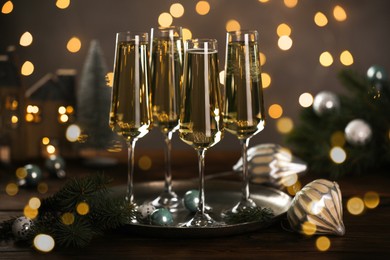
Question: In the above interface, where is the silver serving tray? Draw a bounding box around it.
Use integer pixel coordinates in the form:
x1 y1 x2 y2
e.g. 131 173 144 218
116 180 292 238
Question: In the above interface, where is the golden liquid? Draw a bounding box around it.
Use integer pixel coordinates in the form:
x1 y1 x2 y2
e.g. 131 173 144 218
224 41 265 139
179 49 224 150
109 40 152 142
150 37 183 134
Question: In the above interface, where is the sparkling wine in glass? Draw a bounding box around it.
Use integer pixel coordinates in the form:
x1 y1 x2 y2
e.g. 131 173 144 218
109 31 152 211
223 30 265 214
150 26 184 210
179 39 224 227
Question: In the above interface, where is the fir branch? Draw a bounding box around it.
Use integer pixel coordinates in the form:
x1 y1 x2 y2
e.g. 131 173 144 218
222 207 274 225
0 217 16 240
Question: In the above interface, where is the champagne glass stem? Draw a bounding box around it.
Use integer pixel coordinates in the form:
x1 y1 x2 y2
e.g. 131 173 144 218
126 140 136 204
164 132 173 193
197 149 206 215
240 138 250 202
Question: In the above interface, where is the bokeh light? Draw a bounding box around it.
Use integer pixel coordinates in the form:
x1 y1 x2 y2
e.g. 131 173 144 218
261 72 271 88
24 205 39 219
20 32 33 47
61 212 75 225
277 23 292 37
226 19 241 32
138 155 152 171
284 0 298 8
170 3 184 18
66 124 81 142
106 72 113 87
333 5 347 22
67 37 81 53
340 50 354 66
330 131 346 147
219 70 225 85
42 137 50 145
1 1 13 14
330 146 346 164
59 114 69 123
316 236 331 251
182 28 192 41
34 234 55 253
16 167 27 179
29 197 41 210
347 197 365 215
158 12 173 27
319 51 333 67
276 117 294 134
37 182 49 194
196 1 210 15
268 104 283 119
21 61 34 76
281 173 298 187
364 191 380 209
76 202 90 215
287 180 302 196
5 183 18 196
299 92 313 107
258 0 269 3
278 35 293 51
11 115 18 124
302 221 317 236
58 106 66 114
314 12 328 27
56 0 70 9
259 52 266 66
46 145 56 154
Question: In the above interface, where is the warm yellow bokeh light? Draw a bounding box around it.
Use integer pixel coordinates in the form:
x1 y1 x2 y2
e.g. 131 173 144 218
67 37 81 53
21 61 34 76
66 124 81 142
29 197 41 210
37 182 49 194
302 221 317 236
46 145 56 154
314 12 328 27
261 72 271 88
58 106 66 114
138 155 152 171
24 205 38 219
56 0 70 9
278 35 293 51
170 3 184 18
316 236 331 251
34 234 55 253
16 167 27 179
20 32 33 47
196 1 210 15
347 197 365 215
340 50 354 66
182 28 192 41
106 72 113 87
330 131 345 147
259 52 266 66
76 202 90 215
59 114 69 123
25 113 34 122
364 191 380 209
158 12 173 27
258 0 269 3
284 0 298 8
277 23 292 37
319 51 333 67
333 5 347 22
226 19 241 32
61 212 75 225
299 92 314 107
268 104 283 119
1 1 13 14
66 106 74 114
42 137 50 145
5 183 18 196
281 173 298 187
276 117 294 134
287 180 302 196
330 146 346 164
11 115 18 124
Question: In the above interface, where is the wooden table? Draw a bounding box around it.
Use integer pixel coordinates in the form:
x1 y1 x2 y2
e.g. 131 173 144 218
1 151 390 259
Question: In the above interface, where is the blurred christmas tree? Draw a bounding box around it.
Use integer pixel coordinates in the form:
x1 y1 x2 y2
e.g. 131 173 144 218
286 66 390 178
77 40 115 151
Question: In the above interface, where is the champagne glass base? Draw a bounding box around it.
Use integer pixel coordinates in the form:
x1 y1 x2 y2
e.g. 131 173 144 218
222 198 258 216
152 191 181 211
181 211 218 227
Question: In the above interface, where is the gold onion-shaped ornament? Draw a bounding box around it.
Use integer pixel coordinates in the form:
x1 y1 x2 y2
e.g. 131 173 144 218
287 179 345 236
233 143 307 188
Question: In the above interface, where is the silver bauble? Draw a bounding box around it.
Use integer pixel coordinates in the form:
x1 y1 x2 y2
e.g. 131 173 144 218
12 216 34 240
345 119 372 146
312 91 340 116
233 143 307 189
287 179 345 236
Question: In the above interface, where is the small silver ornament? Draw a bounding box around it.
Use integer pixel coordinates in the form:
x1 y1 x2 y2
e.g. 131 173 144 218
345 119 372 146
287 179 345 236
138 203 156 220
12 216 34 240
233 143 307 189
312 91 340 116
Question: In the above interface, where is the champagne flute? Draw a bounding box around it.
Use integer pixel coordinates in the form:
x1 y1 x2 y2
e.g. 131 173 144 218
223 30 265 214
179 39 224 227
150 26 183 210
109 31 152 209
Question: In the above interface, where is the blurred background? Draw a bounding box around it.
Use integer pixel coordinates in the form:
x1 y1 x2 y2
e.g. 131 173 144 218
1 0 390 163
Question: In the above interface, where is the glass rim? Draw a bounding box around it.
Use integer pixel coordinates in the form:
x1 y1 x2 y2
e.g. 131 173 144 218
226 29 258 35
185 38 218 44
116 31 149 36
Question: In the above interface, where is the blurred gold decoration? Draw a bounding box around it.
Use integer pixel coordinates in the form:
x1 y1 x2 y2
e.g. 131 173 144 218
287 179 345 236
233 143 307 188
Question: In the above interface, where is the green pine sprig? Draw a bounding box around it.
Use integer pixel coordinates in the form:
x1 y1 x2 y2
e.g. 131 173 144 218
222 206 274 225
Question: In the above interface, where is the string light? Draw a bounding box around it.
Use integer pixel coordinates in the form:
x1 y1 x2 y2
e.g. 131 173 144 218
340 50 354 66
67 37 81 53
276 117 294 134
284 0 298 8
261 72 271 88
259 52 266 66
319 51 333 67
196 1 210 15
138 155 152 171
363 191 380 209
277 23 292 37
1 1 13 14
20 32 33 47
170 3 184 18
56 0 70 9
66 124 81 142
158 12 173 27
314 12 328 27
268 104 283 119
298 93 313 107
76 202 90 215
316 236 331 251
37 182 49 194
5 183 18 196
21 61 34 76
329 146 346 164
182 28 192 41
226 19 241 32
34 234 55 253
278 35 293 51
333 5 347 22
347 197 365 215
